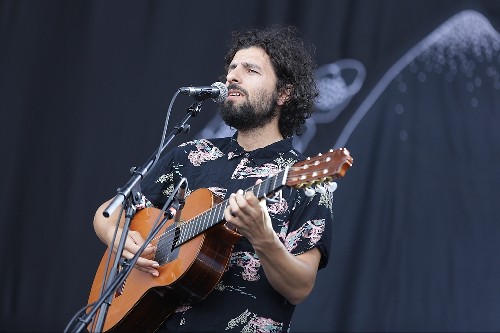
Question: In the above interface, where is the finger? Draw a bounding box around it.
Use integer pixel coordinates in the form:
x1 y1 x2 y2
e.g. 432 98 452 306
244 190 260 206
128 230 147 248
224 205 237 222
234 189 248 210
135 256 160 269
259 197 267 208
120 248 136 260
128 231 157 256
132 255 160 277
115 231 143 255
133 262 160 276
135 266 160 276
120 248 157 265
121 241 143 260
261 199 271 217
228 193 241 216
224 193 244 223
119 233 159 264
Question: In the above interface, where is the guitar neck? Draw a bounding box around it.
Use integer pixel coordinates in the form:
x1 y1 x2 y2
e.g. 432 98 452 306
175 167 289 246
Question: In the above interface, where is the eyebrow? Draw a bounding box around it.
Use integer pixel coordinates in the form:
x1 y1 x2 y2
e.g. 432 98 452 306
228 61 262 71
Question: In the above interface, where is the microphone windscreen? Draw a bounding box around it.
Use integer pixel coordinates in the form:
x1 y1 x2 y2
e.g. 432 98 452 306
211 82 228 103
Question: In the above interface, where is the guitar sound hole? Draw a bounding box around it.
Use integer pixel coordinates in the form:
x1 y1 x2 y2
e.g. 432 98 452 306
155 224 180 265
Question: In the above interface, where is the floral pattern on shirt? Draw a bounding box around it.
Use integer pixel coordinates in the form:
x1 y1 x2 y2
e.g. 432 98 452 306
279 219 326 252
229 251 262 281
232 159 280 179
225 310 283 333
181 139 225 166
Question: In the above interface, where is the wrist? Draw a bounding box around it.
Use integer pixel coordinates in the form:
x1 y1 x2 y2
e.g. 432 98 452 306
252 231 282 253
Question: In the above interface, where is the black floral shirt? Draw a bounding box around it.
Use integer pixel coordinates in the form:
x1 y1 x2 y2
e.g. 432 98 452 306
140 135 334 332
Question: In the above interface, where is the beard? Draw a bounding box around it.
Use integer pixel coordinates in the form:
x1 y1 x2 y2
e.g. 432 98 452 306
219 87 279 132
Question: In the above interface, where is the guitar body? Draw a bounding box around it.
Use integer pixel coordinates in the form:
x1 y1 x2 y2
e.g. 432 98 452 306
87 188 241 332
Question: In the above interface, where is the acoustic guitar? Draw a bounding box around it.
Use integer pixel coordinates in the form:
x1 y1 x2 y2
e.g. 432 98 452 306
87 148 353 332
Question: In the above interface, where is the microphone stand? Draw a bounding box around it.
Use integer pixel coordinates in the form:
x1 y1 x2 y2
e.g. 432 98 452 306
103 100 203 218
70 100 204 333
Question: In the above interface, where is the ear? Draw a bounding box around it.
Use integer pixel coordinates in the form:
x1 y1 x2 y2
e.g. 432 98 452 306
277 84 293 106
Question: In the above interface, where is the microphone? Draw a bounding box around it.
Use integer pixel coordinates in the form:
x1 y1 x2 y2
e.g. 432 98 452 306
179 82 228 103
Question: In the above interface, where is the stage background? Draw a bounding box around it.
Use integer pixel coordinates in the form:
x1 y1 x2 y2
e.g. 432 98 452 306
1 1 499 332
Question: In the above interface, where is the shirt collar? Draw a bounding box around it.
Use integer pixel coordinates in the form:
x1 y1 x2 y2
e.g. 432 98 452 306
227 132 295 163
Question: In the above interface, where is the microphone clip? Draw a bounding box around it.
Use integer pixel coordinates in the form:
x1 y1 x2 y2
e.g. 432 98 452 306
164 178 188 222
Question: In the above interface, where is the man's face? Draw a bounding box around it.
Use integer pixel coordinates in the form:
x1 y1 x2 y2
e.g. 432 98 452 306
219 47 280 131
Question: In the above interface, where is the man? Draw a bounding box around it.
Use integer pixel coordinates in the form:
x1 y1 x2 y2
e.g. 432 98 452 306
93 25 334 332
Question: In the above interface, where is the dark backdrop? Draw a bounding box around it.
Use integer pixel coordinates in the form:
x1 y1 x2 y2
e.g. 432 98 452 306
1 1 500 332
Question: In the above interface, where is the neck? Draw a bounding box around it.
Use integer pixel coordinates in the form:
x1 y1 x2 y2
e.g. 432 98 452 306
236 119 283 151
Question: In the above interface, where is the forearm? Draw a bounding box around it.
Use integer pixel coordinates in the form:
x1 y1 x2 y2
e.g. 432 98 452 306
253 232 320 305
93 199 122 246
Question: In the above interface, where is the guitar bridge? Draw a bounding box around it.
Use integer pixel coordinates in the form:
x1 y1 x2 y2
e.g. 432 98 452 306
115 278 126 297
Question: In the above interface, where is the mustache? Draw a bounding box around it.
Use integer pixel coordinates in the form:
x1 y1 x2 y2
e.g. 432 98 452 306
227 84 249 96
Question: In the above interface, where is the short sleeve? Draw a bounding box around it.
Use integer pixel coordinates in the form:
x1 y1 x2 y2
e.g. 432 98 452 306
280 189 334 269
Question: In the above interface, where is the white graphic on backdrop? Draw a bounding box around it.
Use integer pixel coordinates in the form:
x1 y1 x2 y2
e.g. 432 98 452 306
334 10 500 148
294 59 365 151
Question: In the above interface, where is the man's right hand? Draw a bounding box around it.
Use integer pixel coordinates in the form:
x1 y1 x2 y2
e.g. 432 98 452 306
94 199 160 277
105 227 160 277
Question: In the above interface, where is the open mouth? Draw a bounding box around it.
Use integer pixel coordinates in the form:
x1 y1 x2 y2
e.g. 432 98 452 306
228 89 244 97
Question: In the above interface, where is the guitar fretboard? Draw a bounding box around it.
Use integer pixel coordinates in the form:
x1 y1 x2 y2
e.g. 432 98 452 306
174 166 289 247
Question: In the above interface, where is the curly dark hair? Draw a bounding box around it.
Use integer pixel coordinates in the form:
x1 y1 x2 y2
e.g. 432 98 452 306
223 25 318 138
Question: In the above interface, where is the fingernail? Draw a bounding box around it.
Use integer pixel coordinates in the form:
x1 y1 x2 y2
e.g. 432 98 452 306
153 271 159 277
237 189 244 195
152 262 160 268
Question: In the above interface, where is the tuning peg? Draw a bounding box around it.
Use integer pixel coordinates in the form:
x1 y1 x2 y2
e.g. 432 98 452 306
326 181 338 193
304 187 316 197
316 185 326 194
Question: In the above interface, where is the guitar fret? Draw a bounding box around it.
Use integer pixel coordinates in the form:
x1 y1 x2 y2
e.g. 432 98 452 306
205 206 213 230
208 206 215 232
196 213 205 239
253 182 260 197
216 203 224 224
274 173 280 191
256 181 264 197
178 222 185 245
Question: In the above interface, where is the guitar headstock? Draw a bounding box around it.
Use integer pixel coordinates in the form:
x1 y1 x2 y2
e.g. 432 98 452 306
286 148 353 193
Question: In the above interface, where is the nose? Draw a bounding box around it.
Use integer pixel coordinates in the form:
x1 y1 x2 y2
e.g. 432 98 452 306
226 66 241 84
